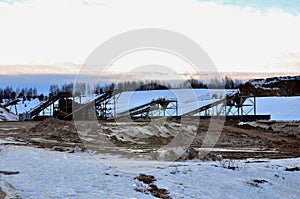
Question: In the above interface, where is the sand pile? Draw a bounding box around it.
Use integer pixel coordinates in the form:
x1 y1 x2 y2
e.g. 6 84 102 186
24 117 84 151
29 117 79 142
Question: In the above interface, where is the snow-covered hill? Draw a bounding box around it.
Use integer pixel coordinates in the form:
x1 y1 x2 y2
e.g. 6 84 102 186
4 98 53 116
0 105 18 121
249 76 300 87
240 75 300 96
115 89 237 115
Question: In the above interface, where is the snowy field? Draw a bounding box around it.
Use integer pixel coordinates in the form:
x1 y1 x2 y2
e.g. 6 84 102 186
1 145 299 198
256 97 300 121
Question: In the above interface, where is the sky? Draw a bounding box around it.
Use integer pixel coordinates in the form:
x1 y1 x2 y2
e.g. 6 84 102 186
0 0 300 79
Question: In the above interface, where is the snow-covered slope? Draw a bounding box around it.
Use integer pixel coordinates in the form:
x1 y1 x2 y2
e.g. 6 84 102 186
0 106 18 121
249 76 300 87
5 98 53 115
115 89 237 115
14 98 42 114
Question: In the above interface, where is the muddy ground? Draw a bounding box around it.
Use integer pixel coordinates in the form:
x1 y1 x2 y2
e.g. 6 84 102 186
0 118 299 160
0 188 5 199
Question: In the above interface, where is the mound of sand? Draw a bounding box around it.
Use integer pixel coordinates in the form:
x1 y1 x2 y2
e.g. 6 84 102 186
29 117 81 143
17 117 85 152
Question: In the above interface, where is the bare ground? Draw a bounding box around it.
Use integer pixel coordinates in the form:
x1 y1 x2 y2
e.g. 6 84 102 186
0 188 6 199
192 120 300 159
0 118 299 159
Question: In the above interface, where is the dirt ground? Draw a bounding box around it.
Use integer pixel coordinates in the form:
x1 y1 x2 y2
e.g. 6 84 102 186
193 120 300 159
0 188 6 199
0 118 299 160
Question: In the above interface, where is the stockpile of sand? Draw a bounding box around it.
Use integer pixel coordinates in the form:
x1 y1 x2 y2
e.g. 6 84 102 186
24 117 84 151
29 117 78 141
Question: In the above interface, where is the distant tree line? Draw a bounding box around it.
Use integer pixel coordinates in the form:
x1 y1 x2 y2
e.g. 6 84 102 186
0 86 42 103
115 80 172 92
50 76 242 95
49 82 112 96
0 76 243 103
179 76 242 89
49 81 172 96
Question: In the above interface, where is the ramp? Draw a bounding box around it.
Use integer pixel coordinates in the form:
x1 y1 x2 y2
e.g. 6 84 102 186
115 98 177 119
65 89 122 119
182 92 239 117
29 92 72 119
4 99 21 107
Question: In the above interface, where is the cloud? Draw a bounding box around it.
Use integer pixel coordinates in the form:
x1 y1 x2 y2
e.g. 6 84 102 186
81 0 106 6
0 64 81 75
198 0 300 15
0 0 299 74
0 0 25 4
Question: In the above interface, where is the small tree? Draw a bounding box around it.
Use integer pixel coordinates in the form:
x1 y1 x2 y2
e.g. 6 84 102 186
49 84 60 96
10 91 16 100
38 94 45 102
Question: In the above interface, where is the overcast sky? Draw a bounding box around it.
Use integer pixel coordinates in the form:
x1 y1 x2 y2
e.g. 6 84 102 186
0 0 300 75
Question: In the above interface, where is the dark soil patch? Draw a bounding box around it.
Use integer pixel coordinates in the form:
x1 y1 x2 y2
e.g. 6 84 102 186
149 184 171 199
135 174 156 184
253 179 268 184
0 188 6 199
285 167 300 172
135 174 172 199
109 135 132 146
0 171 19 175
247 179 269 187
147 135 174 146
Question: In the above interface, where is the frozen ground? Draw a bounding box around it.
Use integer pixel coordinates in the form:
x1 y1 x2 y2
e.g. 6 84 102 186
1 145 299 198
